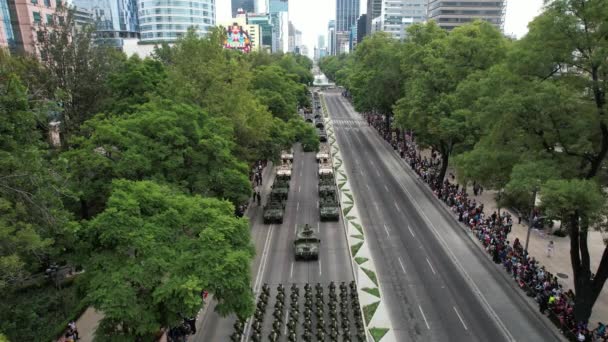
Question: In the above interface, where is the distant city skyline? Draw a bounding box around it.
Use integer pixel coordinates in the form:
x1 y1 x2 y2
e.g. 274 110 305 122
217 0 546 58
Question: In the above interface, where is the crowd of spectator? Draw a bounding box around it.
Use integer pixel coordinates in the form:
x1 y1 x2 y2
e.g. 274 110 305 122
362 111 607 342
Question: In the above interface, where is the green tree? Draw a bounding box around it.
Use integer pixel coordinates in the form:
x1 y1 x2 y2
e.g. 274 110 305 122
395 21 508 183
83 180 254 340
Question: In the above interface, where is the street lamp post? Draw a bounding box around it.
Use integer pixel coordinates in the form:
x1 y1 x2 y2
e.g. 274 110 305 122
524 188 538 253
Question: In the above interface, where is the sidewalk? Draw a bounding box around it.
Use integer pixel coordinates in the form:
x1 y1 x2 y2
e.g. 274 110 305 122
416 147 608 323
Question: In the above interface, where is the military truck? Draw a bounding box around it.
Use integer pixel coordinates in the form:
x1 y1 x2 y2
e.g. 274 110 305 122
294 224 320 260
271 178 290 201
281 149 294 162
318 175 337 197
316 144 330 162
318 130 327 142
318 159 333 176
319 193 340 221
263 199 285 224
276 162 292 179
314 118 324 129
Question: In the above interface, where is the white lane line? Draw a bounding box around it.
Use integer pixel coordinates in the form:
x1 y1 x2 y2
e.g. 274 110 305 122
297 202 300 212
294 224 297 234
290 262 294 279
376 168 380 177
394 202 402 213
419 305 430 329
319 259 322 275
298 186 301 193
283 311 290 335
398 257 407 274
408 225 416 238
383 224 391 237
299 171 302 177
384 184 389 192
454 306 468 330
366 183 371 191
426 258 437 275
316 200 319 208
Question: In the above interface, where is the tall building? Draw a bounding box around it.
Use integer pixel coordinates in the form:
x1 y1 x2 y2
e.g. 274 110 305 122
247 13 272 50
427 0 506 31
268 0 288 52
317 35 325 50
377 0 427 39
365 0 381 35
231 0 254 17
73 0 139 48
138 0 215 43
8 0 61 55
336 0 360 32
356 14 366 43
327 19 335 55
0 0 14 49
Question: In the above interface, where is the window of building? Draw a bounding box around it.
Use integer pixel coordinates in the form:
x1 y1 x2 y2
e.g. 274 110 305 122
56 0 62 7
33 11 41 23
46 14 53 24
31 0 38 4
44 0 50 6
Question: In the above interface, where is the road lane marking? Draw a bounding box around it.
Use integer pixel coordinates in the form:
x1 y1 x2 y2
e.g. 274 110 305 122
394 202 402 213
426 258 437 275
383 224 390 237
408 225 416 238
297 202 299 212
298 186 301 193
366 184 371 190
290 262 294 279
245 224 274 341
419 305 430 329
454 306 468 330
319 259 322 275
376 168 380 177
316 200 319 208
384 184 389 192
294 224 297 234
398 257 407 274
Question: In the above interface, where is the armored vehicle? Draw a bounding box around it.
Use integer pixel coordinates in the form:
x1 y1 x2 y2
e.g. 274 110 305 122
314 119 324 129
294 224 320 260
314 113 322 119
263 200 285 224
319 194 340 221
318 131 327 142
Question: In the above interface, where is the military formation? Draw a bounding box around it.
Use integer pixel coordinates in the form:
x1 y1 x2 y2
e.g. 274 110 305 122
263 158 292 224
230 281 365 342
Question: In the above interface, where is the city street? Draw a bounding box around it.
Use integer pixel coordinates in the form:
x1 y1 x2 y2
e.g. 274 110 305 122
324 90 561 342
192 144 354 341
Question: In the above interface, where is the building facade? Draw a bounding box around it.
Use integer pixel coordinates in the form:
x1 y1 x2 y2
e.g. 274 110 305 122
356 14 366 43
336 0 359 32
221 15 260 53
138 0 215 43
0 0 14 49
427 0 506 31
365 0 381 35
378 0 426 40
327 19 335 55
268 0 288 52
231 0 254 17
247 12 272 50
73 0 139 48
8 0 60 54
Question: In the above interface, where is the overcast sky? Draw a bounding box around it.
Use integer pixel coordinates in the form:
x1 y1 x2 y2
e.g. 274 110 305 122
217 0 545 58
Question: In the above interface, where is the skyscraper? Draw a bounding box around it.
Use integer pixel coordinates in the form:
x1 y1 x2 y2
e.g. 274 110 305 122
356 14 367 43
317 35 325 50
427 0 506 31
138 0 215 42
247 13 273 50
327 19 335 55
377 0 427 39
73 0 139 47
268 0 288 52
336 0 359 32
231 0 254 17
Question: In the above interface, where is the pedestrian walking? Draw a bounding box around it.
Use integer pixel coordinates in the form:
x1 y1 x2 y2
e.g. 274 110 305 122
547 241 554 258
68 321 79 340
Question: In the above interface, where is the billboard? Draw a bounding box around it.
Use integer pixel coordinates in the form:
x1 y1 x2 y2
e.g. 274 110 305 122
224 23 252 53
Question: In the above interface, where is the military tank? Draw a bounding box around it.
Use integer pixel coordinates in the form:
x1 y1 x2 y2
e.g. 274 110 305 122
294 224 320 260
314 118 324 129
281 149 294 163
318 159 333 177
263 199 285 224
271 178 290 201
317 129 327 142
319 193 340 221
316 144 330 162
276 161 292 180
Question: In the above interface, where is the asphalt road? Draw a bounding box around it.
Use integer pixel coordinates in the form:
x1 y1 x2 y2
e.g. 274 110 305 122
192 143 355 341
324 90 560 342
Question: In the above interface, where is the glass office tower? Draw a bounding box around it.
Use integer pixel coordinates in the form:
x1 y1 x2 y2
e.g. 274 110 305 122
138 0 215 42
